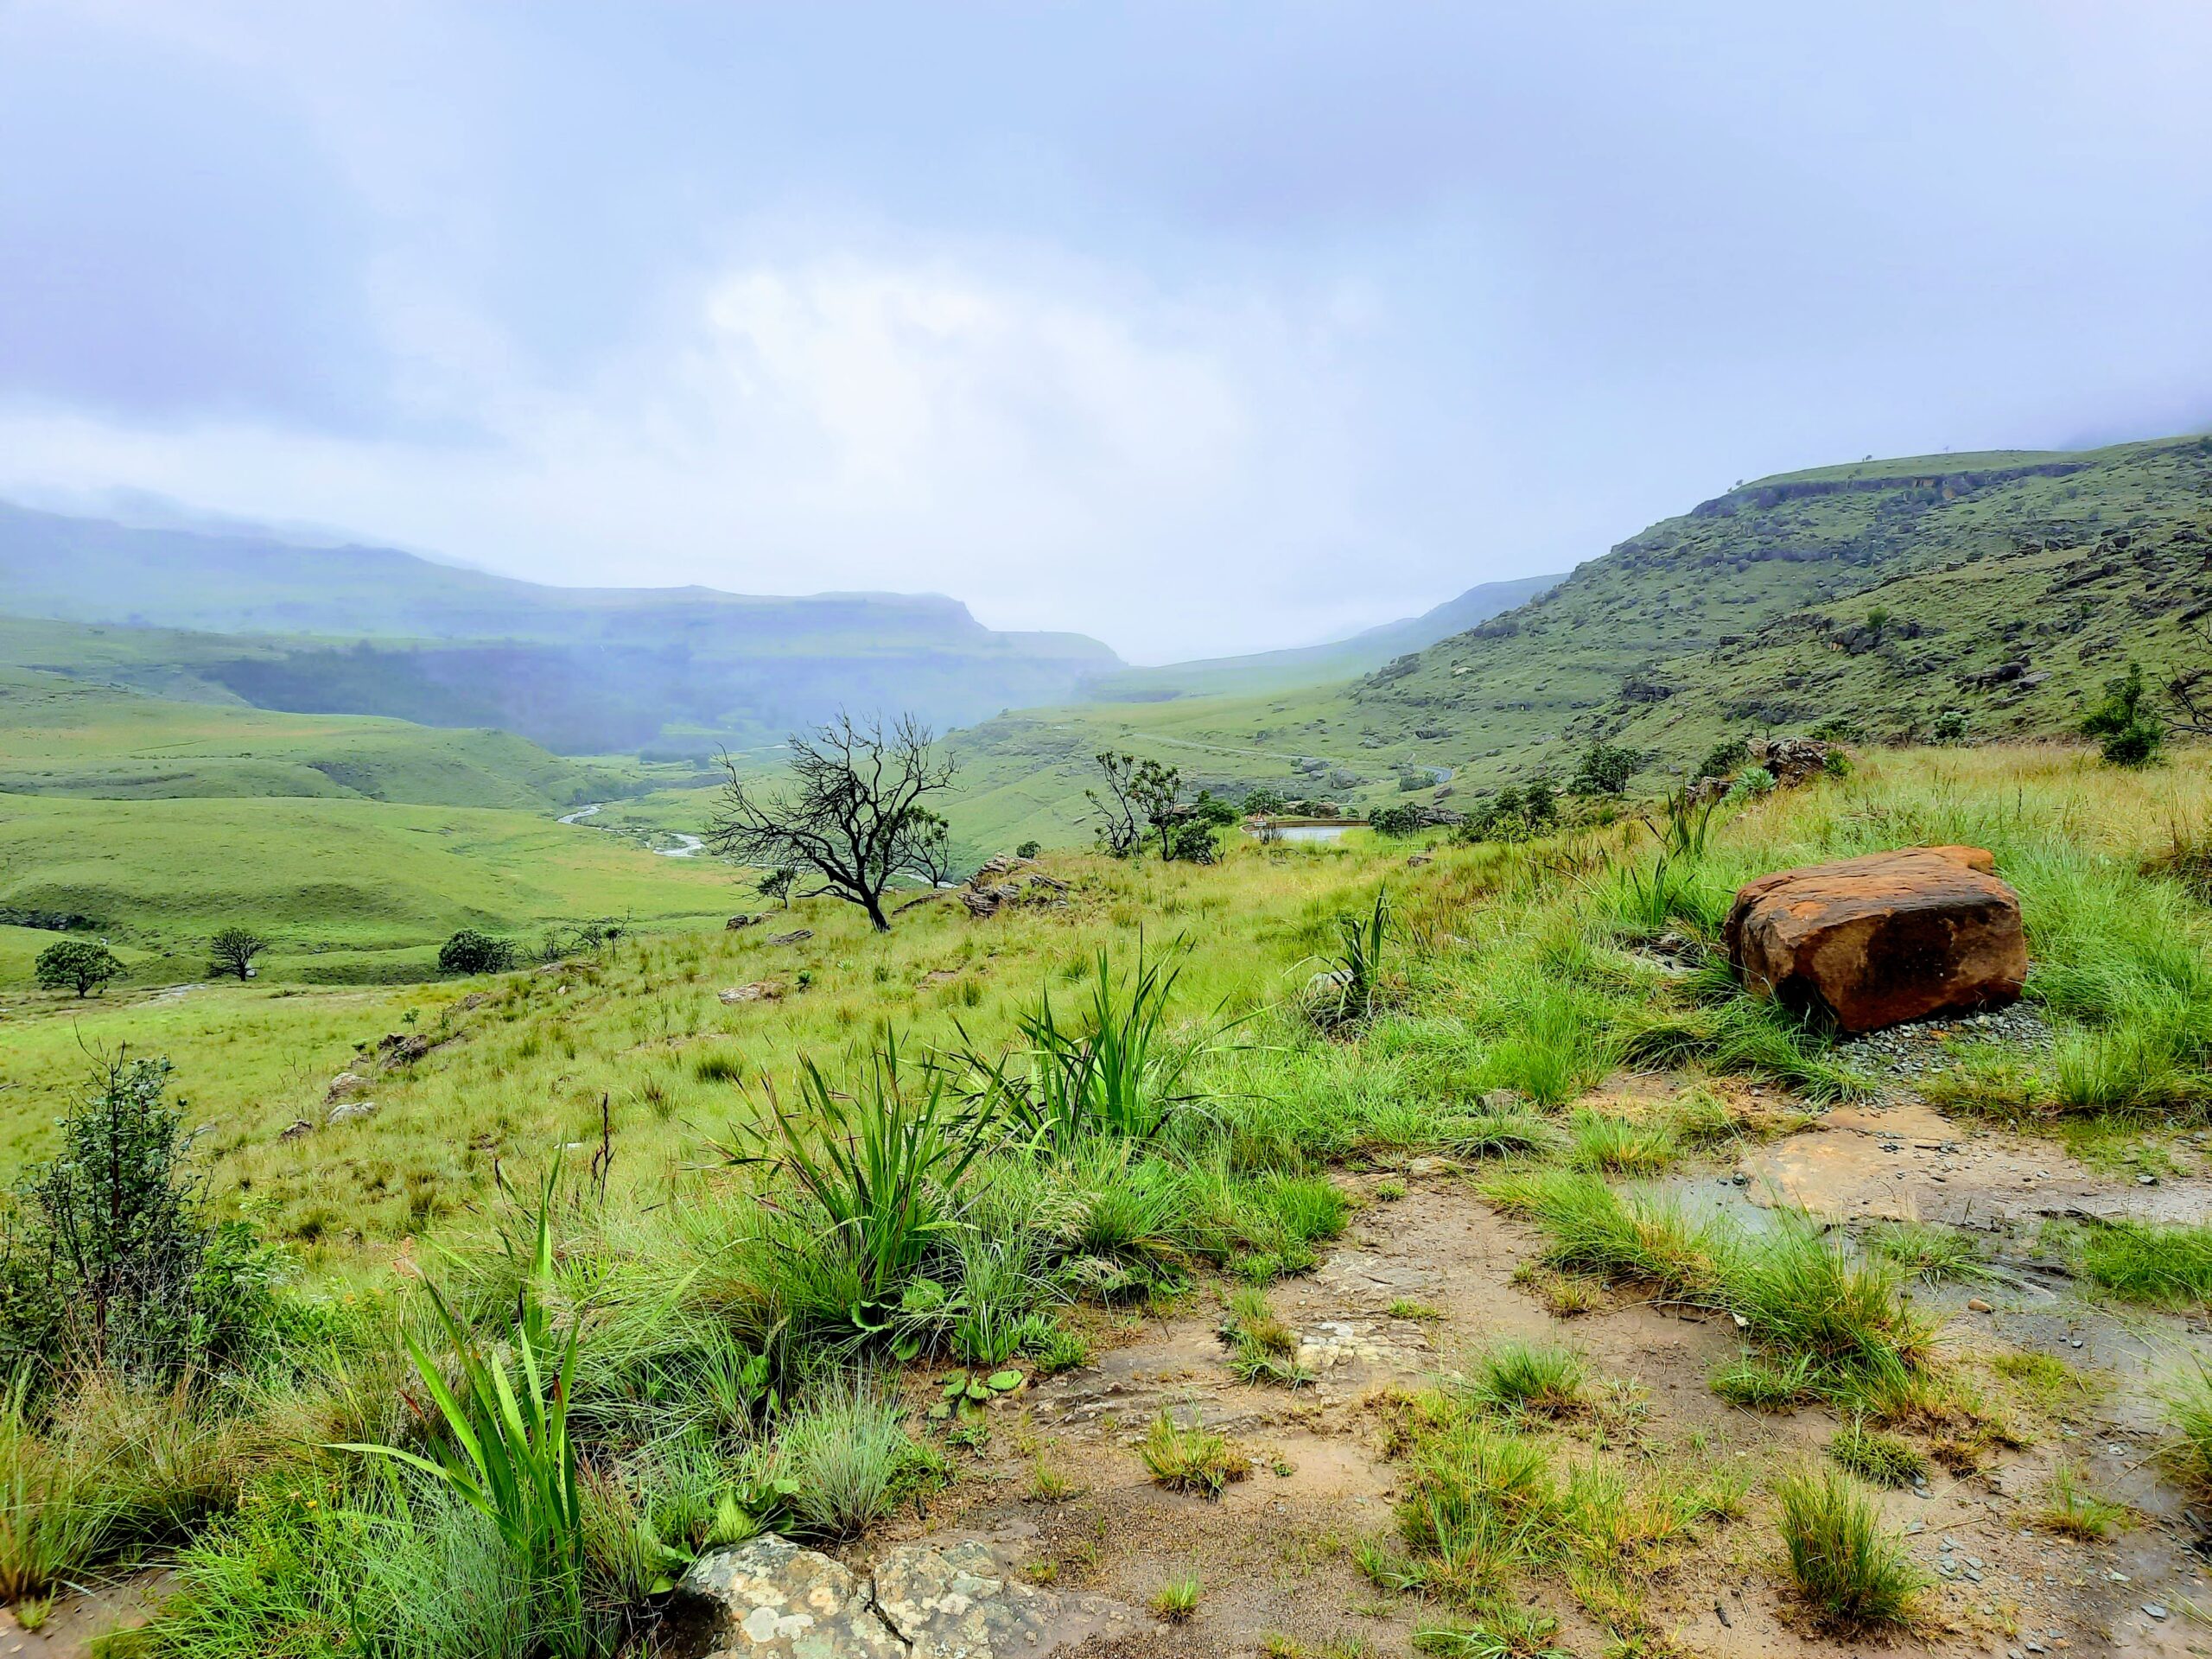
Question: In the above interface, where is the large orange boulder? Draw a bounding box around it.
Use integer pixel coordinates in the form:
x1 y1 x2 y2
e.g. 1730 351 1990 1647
1722 845 2026 1033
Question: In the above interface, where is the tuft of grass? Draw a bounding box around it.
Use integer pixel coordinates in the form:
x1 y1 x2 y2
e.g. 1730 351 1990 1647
1151 1570 1201 1622
1827 1421 1927 1489
1223 1287 1312 1388
1773 1468 1925 1630
1468 1343 1586 1420
1566 1110 1679 1177
1867 1221 1996 1286
1389 1298 1442 1322
1141 1410 1250 1498
2158 1361 2212 1498
1374 1177 1408 1202
1438 1111 1561 1160
2039 1465 2127 1540
1412 1608 1573 1659
1481 1169 1718 1296
691 1047 745 1084
774 1383 925 1540
1710 1352 1816 1410
2081 1219 2212 1307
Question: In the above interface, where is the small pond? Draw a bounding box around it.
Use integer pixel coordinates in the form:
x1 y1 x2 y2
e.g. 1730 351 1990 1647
1247 822 1354 843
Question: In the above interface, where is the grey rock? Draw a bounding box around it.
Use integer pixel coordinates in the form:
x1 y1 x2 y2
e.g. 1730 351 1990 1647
671 1535 1130 1659
325 1099 378 1126
766 930 814 946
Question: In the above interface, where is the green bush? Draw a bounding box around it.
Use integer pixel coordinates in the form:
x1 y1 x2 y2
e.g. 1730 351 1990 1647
2081 661 2164 766
439 929 518 976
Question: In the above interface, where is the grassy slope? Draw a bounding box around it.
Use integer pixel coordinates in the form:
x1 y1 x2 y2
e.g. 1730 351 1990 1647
1083 571 1566 701
948 435 2212 842
0 665 608 808
0 791 742 986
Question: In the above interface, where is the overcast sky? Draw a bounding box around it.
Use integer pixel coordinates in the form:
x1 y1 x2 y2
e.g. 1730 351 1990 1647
3 3 2209 662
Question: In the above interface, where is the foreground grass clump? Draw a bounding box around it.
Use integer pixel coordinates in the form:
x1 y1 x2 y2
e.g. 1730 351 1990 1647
1365 1385 1739 1647
1773 1469 1924 1630
1141 1411 1249 1497
1467 1343 1586 1421
2039 1465 2127 1540
2079 1219 2212 1308
1827 1421 1927 1489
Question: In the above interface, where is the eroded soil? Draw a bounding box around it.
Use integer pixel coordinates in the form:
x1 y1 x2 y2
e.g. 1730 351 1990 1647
874 1084 2212 1658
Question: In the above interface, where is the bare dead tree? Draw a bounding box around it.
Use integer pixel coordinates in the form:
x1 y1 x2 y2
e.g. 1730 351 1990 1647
2166 617 2212 734
707 713 957 931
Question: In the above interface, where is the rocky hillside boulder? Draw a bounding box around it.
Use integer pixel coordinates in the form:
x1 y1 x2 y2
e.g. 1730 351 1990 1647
665 1534 1134 1658
1722 844 2026 1033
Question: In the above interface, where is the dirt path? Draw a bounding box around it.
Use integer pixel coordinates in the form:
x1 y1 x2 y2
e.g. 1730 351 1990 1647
883 1100 2212 1657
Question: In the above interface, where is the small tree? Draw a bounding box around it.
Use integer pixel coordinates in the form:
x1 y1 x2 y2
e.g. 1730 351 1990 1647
1241 786 1289 817
35 939 122 998
1570 740 1639 796
2082 662 2164 767
756 867 798 909
707 713 957 932
438 929 518 975
207 925 267 982
1128 760 1184 860
1085 752 1145 857
1015 840 1041 860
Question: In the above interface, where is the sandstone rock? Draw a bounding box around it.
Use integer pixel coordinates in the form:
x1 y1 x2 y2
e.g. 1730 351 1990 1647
326 1099 379 1126
718 982 784 1004
324 1070 366 1102
278 1118 314 1141
667 1535 1129 1659
1723 845 2026 1033
378 1031 433 1065
959 884 1019 918
725 913 766 931
766 930 813 946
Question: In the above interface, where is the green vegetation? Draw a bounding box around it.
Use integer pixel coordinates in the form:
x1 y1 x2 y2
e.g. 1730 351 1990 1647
1827 1421 1928 1488
34 938 121 996
1774 1468 1924 1629
0 741 2202 1649
2080 1220 2212 1307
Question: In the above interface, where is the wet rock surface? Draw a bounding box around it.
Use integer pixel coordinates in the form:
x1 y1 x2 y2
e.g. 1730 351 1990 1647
1724 844 2028 1033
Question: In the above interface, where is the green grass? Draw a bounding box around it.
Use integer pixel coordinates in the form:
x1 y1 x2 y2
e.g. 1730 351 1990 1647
1866 1221 1997 1286
2080 1220 2212 1307
1466 1344 1586 1420
1827 1421 1928 1489
1774 1468 1925 1630
1141 1411 1249 1498
0 743 2202 1653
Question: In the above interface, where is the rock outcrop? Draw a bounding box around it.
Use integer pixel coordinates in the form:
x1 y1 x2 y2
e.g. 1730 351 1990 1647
666 1535 1132 1659
1723 844 2026 1033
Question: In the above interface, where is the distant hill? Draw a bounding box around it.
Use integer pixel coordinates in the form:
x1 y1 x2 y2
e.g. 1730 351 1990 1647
1082 573 1564 701
945 433 2212 845
0 664 612 809
0 503 1120 754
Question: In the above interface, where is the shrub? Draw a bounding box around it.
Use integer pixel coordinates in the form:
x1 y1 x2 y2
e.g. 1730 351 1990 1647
1774 1469 1924 1628
1015 840 1041 859
6 1055 278 1382
2081 661 2164 766
1696 736 1749 779
1710 1352 1816 1409
33 939 122 998
1368 804 1426 837
1166 819 1221 864
439 929 518 976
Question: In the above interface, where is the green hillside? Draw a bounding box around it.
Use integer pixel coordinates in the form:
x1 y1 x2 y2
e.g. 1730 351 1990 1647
941 434 2212 841
0 664 613 808
0 502 1119 753
1083 571 1564 701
